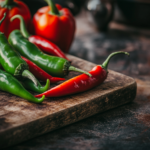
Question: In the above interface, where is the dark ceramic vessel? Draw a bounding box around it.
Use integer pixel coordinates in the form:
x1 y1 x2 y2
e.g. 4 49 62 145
86 0 115 31
116 0 150 27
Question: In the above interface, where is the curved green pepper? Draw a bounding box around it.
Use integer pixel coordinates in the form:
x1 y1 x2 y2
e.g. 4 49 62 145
0 69 45 103
8 17 91 77
21 79 50 94
0 13 38 86
0 61 50 94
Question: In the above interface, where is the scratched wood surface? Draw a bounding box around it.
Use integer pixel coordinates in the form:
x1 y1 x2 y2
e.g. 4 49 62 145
0 55 136 149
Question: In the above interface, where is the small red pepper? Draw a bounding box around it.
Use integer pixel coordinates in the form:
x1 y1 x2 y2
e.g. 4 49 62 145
21 56 65 84
11 14 70 61
32 0 75 53
0 0 31 38
35 51 129 98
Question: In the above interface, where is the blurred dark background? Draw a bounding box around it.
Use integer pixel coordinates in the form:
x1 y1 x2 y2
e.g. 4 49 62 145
22 0 150 30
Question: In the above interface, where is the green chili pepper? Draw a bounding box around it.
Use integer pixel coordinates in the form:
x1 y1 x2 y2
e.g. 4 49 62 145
0 69 45 103
8 21 91 78
21 79 50 93
0 13 38 86
0 61 50 93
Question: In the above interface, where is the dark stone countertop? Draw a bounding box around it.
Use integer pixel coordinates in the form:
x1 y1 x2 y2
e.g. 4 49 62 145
5 10 150 150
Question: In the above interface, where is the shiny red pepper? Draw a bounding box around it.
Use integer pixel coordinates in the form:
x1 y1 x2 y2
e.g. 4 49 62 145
29 35 70 61
0 0 31 38
21 56 65 84
35 51 129 98
11 14 70 61
32 0 75 53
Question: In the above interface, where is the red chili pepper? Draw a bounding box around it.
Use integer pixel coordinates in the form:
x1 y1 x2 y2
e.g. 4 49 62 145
21 56 65 84
29 36 70 61
35 51 129 98
32 0 75 53
0 0 31 38
11 14 70 61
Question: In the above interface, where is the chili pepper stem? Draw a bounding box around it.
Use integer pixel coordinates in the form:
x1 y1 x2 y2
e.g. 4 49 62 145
43 79 50 91
0 13 6 26
45 0 60 16
69 66 92 77
34 95 45 103
11 15 30 38
101 51 129 71
22 70 38 86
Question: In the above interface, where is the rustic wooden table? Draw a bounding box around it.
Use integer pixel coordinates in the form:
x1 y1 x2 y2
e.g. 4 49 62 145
5 10 150 150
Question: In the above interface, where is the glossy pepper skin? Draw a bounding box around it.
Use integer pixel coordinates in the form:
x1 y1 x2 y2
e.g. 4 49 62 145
8 30 91 78
0 0 31 38
35 52 129 98
32 0 75 53
11 14 70 61
0 69 45 103
0 13 38 86
21 56 65 83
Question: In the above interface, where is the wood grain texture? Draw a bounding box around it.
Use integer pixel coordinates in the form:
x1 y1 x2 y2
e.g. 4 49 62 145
0 55 137 149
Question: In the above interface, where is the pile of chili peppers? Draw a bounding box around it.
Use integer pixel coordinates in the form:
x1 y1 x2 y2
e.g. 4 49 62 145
0 0 130 104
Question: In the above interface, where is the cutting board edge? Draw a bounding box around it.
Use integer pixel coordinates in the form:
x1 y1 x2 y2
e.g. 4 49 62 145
0 75 136 132
0 80 137 149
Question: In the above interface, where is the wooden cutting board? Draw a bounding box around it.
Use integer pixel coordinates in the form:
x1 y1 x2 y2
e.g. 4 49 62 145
0 55 136 149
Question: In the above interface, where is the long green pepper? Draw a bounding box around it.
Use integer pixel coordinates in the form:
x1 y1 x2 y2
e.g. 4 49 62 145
0 13 38 86
9 15 91 78
0 69 45 103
